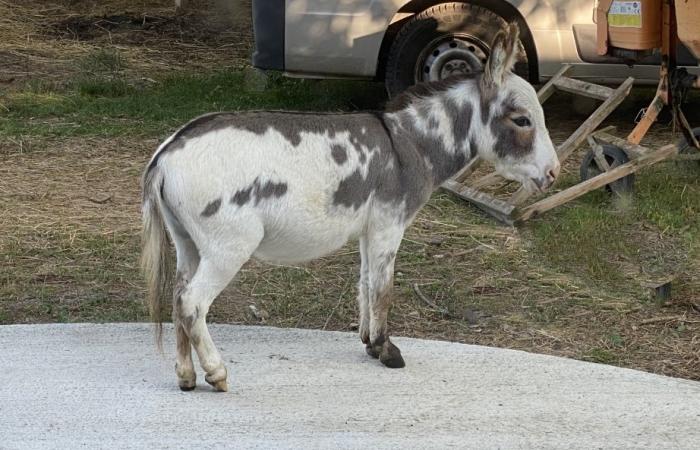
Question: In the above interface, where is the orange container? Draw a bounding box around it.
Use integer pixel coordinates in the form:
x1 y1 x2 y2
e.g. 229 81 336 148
675 0 700 59
607 0 662 50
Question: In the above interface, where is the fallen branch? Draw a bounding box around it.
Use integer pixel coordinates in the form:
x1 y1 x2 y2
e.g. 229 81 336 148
639 316 700 325
412 283 452 317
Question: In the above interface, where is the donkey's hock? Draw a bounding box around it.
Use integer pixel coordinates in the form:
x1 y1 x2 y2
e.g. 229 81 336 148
140 23 558 391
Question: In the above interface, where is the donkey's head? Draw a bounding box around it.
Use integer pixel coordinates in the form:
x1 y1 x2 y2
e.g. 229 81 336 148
477 23 559 192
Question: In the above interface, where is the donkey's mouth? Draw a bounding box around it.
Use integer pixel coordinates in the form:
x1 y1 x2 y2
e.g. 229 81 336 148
529 177 553 193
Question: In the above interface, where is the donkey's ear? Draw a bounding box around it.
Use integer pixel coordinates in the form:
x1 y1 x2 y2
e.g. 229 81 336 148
483 22 521 89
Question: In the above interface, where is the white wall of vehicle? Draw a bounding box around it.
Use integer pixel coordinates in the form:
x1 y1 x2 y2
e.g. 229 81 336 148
282 0 573 79
285 0 403 77
283 0 697 83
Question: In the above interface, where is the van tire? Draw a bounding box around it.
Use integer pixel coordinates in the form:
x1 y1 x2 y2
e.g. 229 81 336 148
384 2 526 97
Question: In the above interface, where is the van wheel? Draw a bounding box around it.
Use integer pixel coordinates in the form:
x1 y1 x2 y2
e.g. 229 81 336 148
384 2 526 97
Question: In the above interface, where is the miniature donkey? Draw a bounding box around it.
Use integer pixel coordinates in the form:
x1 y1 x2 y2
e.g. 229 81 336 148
141 24 559 392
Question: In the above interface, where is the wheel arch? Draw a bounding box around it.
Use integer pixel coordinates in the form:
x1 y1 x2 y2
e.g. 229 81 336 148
376 0 540 84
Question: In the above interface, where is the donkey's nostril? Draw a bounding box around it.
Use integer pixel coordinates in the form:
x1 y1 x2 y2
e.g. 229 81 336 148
547 163 561 181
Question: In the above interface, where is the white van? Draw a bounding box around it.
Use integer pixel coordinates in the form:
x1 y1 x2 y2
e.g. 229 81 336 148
250 0 698 95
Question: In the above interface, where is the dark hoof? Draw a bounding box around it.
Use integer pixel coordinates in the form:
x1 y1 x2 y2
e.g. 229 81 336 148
365 343 380 359
379 341 405 369
179 384 196 392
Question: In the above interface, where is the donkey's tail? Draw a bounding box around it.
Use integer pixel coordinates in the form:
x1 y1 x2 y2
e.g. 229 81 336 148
140 165 171 350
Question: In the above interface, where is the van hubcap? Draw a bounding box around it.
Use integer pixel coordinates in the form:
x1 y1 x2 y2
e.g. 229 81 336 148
416 36 488 83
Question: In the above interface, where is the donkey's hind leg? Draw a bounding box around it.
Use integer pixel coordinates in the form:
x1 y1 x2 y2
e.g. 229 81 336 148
177 225 262 392
171 231 200 391
364 226 405 368
357 236 370 346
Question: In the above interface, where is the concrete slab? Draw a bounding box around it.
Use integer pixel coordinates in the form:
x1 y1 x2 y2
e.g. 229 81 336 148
1 323 698 449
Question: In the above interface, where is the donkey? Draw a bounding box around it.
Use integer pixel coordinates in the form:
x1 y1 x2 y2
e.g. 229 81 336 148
141 23 559 392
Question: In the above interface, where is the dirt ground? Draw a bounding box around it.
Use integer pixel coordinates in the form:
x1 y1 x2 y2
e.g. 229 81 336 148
0 0 252 87
1 0 699 381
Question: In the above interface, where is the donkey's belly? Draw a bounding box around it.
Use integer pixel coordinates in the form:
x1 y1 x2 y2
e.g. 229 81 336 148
252 212 364 264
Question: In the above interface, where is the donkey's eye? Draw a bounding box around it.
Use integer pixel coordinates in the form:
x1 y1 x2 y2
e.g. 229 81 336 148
512 116 531 127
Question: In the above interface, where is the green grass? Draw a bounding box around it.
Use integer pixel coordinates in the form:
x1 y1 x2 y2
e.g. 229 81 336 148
527 161 700 292
0 70 387 140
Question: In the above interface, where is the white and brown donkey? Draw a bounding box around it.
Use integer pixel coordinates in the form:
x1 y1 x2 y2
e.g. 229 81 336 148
142 24 559 391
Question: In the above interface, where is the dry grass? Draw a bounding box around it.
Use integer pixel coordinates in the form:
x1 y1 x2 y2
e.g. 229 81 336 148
0 0 252 86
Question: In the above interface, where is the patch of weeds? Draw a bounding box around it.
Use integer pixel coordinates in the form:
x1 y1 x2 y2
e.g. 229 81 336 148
0 70 387 140
529 197 633 283
73 77 134 97
635 165 700 233
607 332 624 347
582 347 619 364
79 48 125 74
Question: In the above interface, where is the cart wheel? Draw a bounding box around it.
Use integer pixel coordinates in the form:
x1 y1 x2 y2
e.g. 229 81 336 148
677 127 700 165
580 144 635 195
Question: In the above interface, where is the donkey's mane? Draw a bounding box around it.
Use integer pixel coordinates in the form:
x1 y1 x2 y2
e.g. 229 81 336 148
384 73 482 112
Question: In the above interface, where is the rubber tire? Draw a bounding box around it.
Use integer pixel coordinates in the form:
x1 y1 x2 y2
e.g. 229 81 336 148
384 2 525 97
580 144 635 195
677 126 700 166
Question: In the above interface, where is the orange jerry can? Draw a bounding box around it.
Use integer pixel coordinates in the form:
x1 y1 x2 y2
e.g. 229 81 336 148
597 0 662 54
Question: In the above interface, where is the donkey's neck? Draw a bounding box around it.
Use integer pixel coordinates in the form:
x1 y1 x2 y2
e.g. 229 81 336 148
385 92 477 188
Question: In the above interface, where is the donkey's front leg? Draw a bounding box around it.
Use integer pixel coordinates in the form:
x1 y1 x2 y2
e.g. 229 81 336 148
364 227 405 368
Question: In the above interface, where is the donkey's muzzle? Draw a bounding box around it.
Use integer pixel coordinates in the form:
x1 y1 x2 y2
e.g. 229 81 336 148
533 163 560 192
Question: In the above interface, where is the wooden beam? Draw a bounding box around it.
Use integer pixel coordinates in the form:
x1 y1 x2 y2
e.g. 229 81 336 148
508 185 535 205
552 77 614 101
537 65 572 103
442 180 515 225
452 157 483 184
556 76 634 163
590 130 650 159
470 172 503 190
516 144 678 222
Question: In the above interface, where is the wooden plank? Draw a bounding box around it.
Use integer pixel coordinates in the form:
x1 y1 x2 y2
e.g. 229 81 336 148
537 64 573 103
627 93 665 145
590 130 649 159
556 76 634 163
552 77 614 101
470 172 503 190
508 186 534 206
516 144 678 222
442 180 515 225
452 157 483 184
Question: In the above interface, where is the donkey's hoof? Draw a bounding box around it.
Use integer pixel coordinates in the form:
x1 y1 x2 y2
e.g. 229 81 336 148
379 341 405 369
178 378 197 391
365 343 380 359
178 381 197 392
207 379 229 392
176 363 196 391
205 365 228 392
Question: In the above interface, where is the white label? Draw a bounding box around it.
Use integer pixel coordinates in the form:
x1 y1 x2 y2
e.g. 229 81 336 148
609 1 643 28
610 1 642 16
